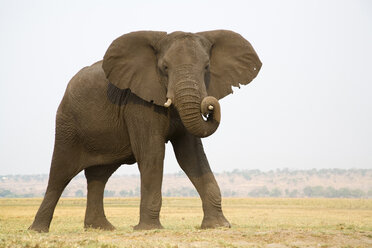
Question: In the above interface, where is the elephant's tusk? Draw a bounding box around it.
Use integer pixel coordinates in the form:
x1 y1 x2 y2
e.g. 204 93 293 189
208 105 214 111
164 98 172 107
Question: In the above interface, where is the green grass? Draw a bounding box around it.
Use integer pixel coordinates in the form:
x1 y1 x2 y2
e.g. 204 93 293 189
1 198 371 247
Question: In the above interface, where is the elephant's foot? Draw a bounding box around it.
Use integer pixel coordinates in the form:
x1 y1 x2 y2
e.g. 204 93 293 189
133 220 163 230
201 214 231 229
28 222 49 233
84 217 115 231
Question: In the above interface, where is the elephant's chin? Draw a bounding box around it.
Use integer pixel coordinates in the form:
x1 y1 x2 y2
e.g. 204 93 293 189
174 81 221 138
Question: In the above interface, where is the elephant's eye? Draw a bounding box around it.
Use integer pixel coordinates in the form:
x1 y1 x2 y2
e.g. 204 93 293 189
163 65 168 73
205 64 210 71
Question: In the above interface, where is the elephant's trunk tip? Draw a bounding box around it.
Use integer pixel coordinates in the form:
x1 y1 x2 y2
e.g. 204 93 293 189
201 96 221 124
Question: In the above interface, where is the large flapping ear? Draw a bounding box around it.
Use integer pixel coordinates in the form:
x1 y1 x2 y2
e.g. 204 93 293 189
102 31 167 106
197 30 262 100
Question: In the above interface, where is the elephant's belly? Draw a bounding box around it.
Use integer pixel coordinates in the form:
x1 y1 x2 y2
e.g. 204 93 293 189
80 122 132 155
81 131 135 167
74 112 135 165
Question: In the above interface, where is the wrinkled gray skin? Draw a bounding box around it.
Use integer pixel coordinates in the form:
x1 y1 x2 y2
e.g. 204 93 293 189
29 30 261 232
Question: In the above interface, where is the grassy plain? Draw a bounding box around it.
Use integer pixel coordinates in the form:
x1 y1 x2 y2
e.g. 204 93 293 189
0 198 371 247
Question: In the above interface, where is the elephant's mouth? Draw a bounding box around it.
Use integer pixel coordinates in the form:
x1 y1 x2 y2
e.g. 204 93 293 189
202 109 215 122
202 113 211 121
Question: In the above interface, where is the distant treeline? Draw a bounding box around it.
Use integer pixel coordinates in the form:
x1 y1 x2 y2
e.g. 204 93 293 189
0 189 35 198
0 174 49 182
1 168 370 181
0 187 199 198
218 168 371 179
2 186 369 198
1 168 371 198
232 186 370 198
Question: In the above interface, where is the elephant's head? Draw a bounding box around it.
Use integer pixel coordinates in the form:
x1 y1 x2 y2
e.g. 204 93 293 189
102 30 261 137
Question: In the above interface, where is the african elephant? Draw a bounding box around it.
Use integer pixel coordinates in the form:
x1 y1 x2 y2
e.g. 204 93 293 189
29 30 261 232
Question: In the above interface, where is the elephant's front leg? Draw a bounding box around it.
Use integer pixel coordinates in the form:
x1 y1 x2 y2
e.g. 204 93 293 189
134 154 164 230
171 133 231 229
129 134 165 230
125 100 168 230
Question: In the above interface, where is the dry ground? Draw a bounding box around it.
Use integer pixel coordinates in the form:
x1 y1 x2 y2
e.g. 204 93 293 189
0 198 371 247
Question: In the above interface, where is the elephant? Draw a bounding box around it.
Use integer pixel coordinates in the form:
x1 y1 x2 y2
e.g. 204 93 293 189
29 30 261 232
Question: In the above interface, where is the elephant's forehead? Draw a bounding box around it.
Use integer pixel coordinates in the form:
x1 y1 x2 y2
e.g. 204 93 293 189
169 38 197 55
164 38 208 64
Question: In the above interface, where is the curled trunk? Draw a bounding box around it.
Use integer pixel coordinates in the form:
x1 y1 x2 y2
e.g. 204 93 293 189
174 80 221 138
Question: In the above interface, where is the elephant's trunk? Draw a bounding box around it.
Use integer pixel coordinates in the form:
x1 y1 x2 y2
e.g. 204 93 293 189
174 80 221 138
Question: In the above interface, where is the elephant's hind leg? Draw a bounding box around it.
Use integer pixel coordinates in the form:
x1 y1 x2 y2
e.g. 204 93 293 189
84 164 120 230
29 144 82 232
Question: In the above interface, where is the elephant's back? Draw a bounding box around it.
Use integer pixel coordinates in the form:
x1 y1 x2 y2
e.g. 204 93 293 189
60 60 114 120
66 61 108 97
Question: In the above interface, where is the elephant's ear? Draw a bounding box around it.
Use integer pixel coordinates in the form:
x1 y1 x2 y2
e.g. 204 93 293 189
197 30 262 100
102 31 167 106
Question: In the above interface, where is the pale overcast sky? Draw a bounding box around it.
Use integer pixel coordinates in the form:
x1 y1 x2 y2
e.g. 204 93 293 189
0 0 371 175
